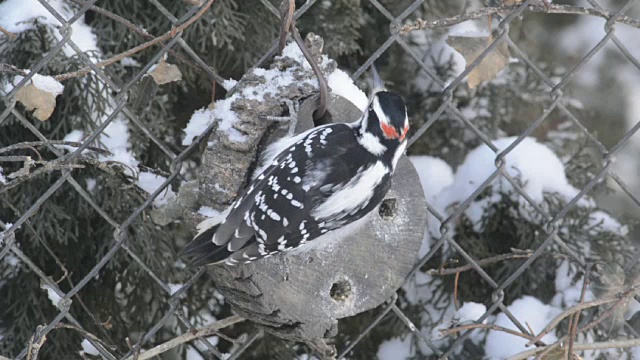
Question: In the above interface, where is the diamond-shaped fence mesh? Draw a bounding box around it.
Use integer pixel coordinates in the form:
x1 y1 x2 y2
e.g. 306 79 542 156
2 0 640 359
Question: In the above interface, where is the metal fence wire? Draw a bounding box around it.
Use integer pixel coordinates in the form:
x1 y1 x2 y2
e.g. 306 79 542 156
2 0 640 359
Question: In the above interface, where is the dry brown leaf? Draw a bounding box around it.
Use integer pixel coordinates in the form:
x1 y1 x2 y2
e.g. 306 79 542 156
149 61 182 85
15 83 59 121
446 35 510 88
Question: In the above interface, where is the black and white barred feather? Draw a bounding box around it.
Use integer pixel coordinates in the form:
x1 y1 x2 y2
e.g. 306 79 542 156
183 91 409 266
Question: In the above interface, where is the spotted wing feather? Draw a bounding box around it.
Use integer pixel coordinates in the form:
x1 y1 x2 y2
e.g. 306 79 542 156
184 123 391 265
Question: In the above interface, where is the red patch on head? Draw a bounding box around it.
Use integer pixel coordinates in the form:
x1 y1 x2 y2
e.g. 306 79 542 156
381 122 399 139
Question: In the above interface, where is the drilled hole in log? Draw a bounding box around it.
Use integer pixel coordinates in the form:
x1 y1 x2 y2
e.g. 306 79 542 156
379 198 397 219
329 278 352 302
313 108 333 126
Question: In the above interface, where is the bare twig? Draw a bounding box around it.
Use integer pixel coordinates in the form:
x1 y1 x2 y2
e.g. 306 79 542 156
427 250 534 275
0 141 112 156
440 323 539 343
123 315 245 360
508 338 640 360
55 323 117 353
290 26 328 119
0 63 28 76
68 0 204 73
400 4 640 33
526 285 639 346
278 1 328 120
26 326 47 360
278 0 295 53
0 154 143 194
0 25 17 39
567 267 591 358
54 0 215 81
529 289 633 360
453 271 460 310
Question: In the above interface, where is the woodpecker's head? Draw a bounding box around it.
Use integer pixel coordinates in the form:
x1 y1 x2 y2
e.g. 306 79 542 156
359 90 409 149
357 66 409 164
369 91 409 143
361 65 409 146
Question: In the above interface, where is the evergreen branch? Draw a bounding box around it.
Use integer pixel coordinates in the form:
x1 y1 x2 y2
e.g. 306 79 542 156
507 338 640 360
68 0 206 73
400 4 640 33
0 25 17 39
54 0 216 81
123 315 245 360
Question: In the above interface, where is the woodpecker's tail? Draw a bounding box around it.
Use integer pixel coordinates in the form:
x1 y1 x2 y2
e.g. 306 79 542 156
181 225 233 268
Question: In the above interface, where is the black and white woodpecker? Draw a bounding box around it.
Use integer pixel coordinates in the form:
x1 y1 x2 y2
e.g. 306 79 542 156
183 69 410 266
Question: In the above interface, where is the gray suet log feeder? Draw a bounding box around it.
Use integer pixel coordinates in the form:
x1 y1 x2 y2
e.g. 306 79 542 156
208 93 427 355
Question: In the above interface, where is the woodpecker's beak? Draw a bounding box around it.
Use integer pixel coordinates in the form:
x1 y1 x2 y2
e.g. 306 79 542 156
368 64 385 102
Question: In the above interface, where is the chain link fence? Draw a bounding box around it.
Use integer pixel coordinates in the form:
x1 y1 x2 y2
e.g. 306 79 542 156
1 0 640 359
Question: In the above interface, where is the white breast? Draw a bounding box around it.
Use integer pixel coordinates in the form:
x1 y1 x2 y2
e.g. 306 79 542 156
312 161 388 220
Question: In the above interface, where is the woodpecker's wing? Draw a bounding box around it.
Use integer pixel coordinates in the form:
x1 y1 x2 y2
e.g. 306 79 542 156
183 123 391 266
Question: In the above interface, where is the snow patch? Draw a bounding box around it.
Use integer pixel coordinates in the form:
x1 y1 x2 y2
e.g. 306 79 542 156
327 69 368 111
41 284 62 307
222 78 238 90
183 42 367 144
0 167 6 184
437 137 589 232
588 210 629 236
168 283 184 296
409 155 454 256
136 172 176 206
552 260 593 308
56 129 85 152
120 57 140 67
80 339 100 356
409 156 454 203
183 100 247 146
485 296 560 359
454 302 486 323
377 336 414 360
0 0 99 57
86 178 97 192
31 74 64 94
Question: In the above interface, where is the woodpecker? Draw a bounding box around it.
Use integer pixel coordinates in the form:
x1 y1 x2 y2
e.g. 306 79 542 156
183 72 409 266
